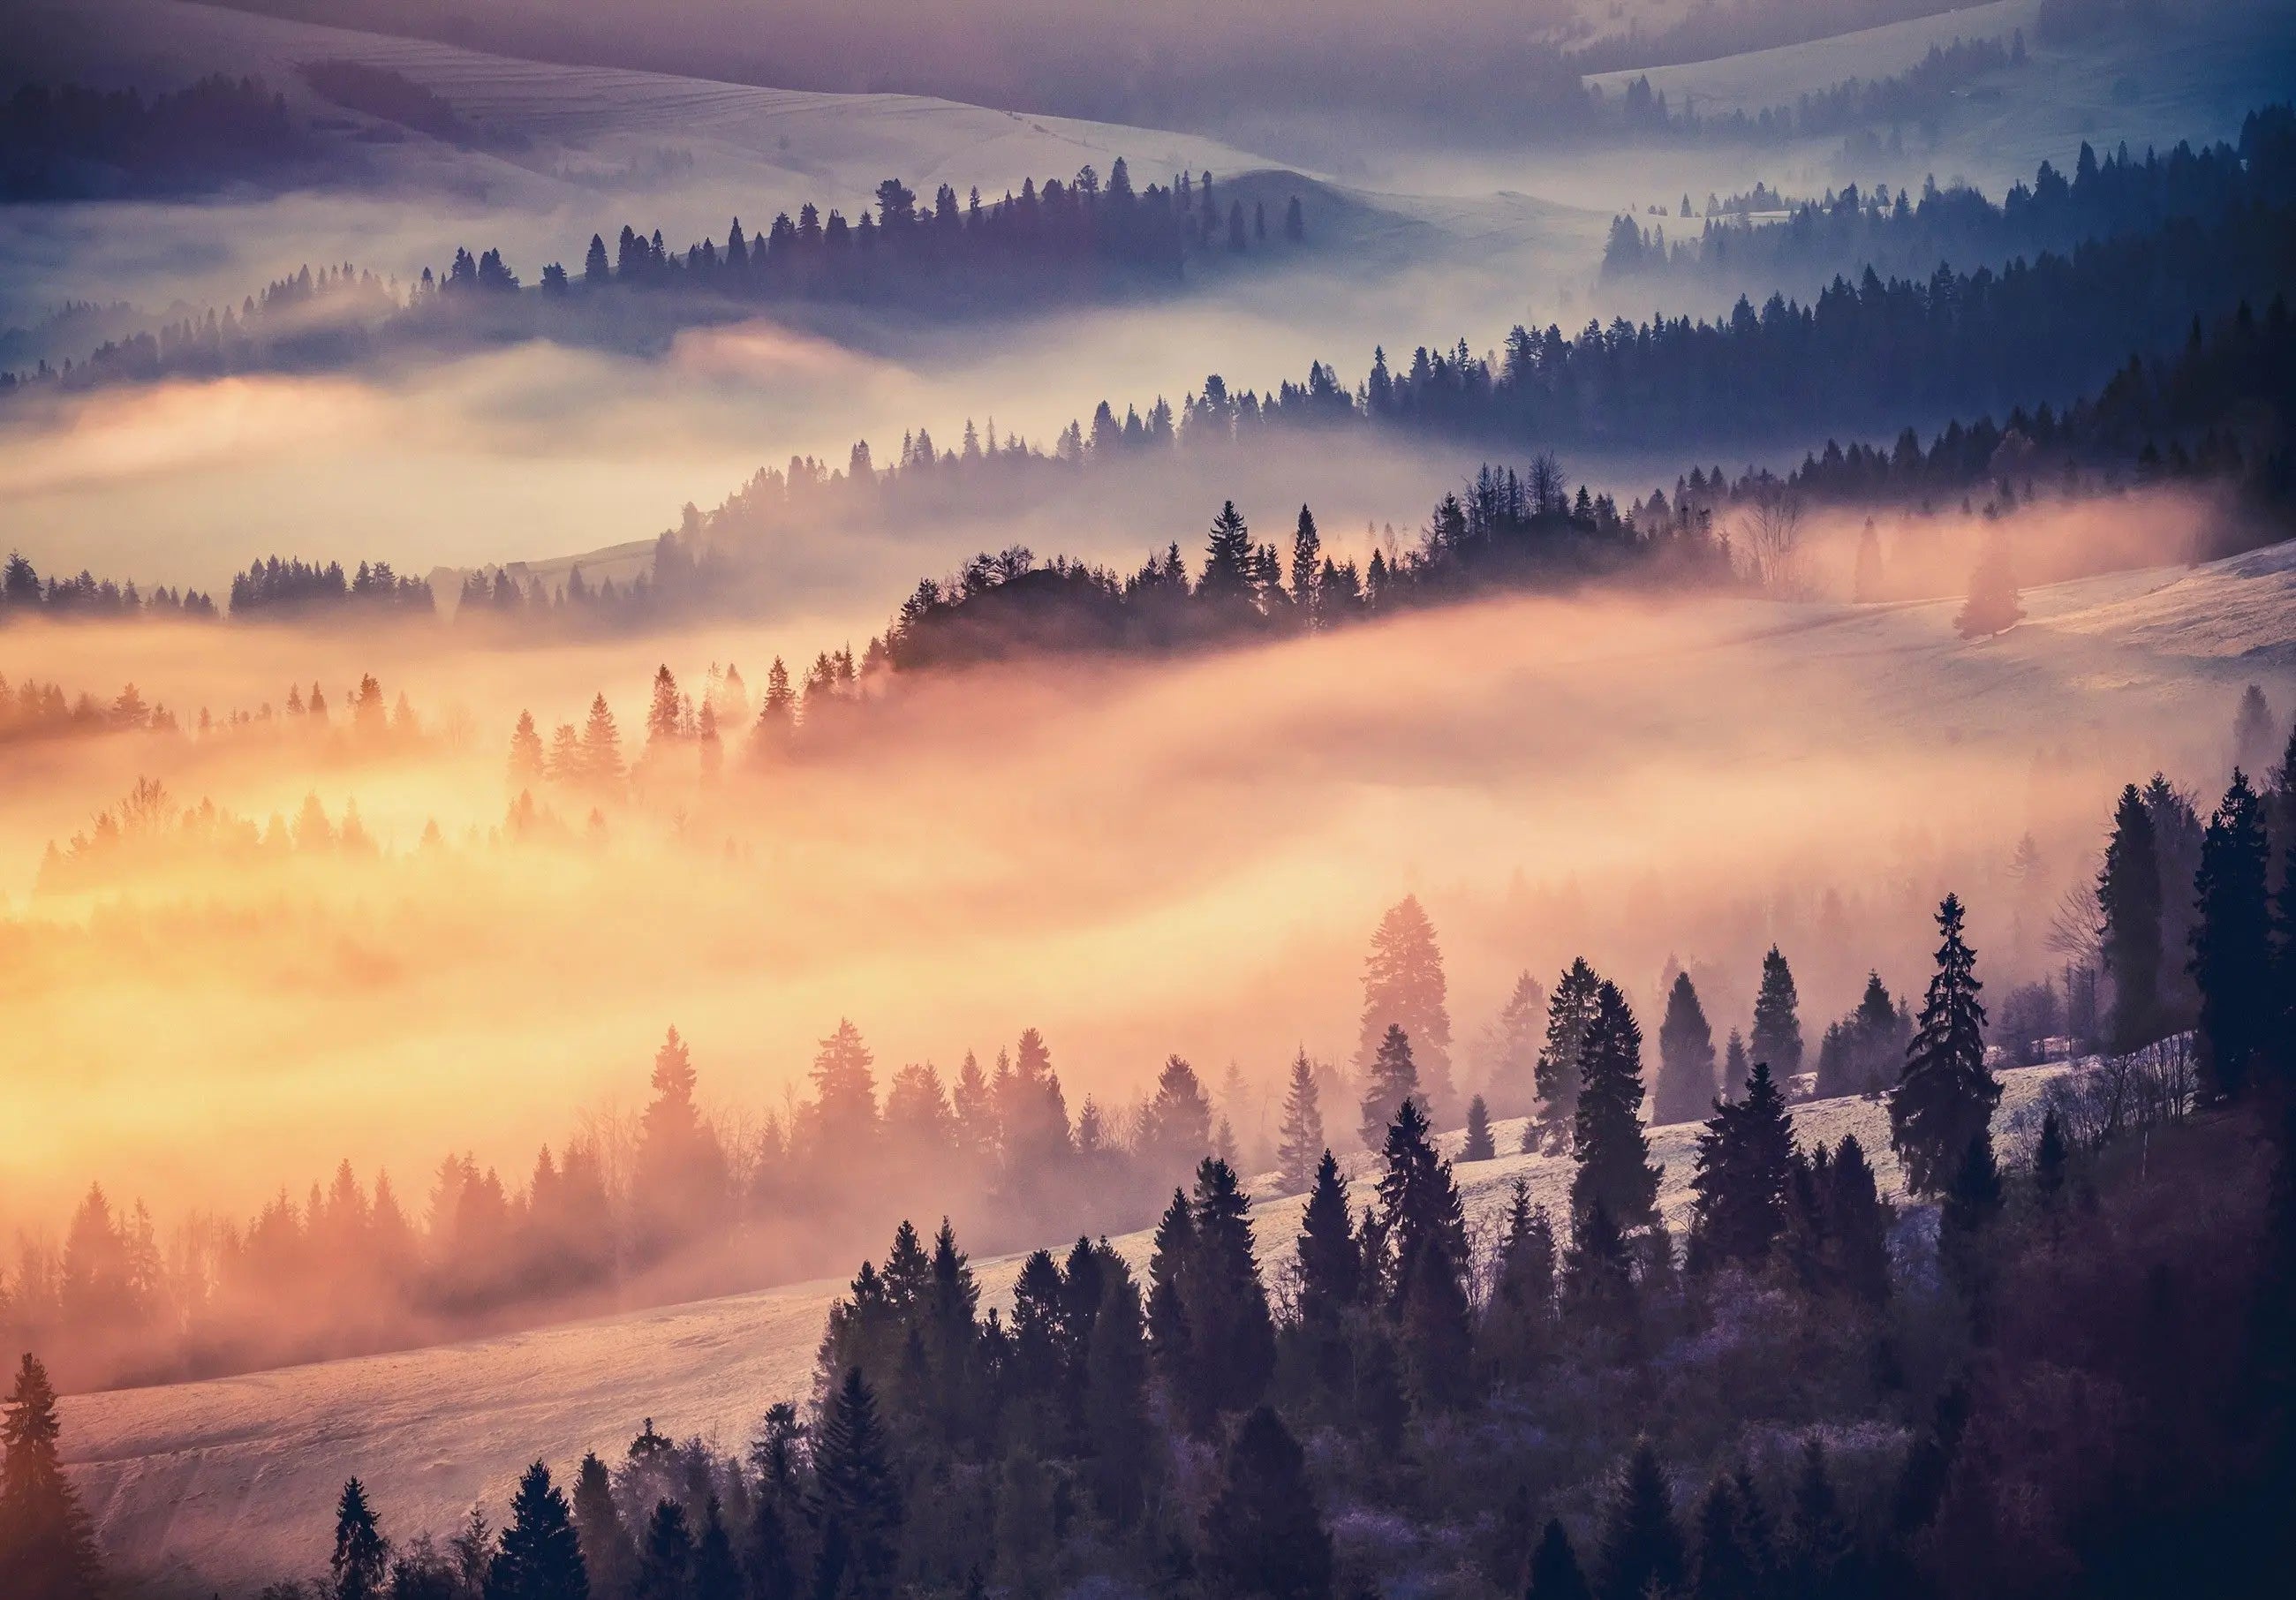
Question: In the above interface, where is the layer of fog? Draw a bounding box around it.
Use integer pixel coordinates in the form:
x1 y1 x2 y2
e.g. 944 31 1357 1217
4 502 2288 1234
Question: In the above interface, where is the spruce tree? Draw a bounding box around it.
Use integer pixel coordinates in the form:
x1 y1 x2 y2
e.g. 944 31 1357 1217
0 1355 101 1600
1461 1093 1496 1161
1275 1050 1324 1194
1491 970 1547 1120
487 1462 589 1600
1788 1441 1857 1600
1572 982 1661 1231
1358 1023 1420 1152
1954 531 2023 638
1295 1151 1360 1328
1564 1196 1635 1332
1479 1178 1557 1382
1355 896 1455 1123
634 1501 692 1600
691 1500 738 1600
1691 1476 1760 1600
1749 947 1804 1087
1199 501 1258 611
2098 783 2165 1052
1145 1187 1196 1400
1533 959 1602 1147
1722 1030 1749 1103
1378 1099 1474 1408
1688 1061 1795 1270
1289 505 1323 624
2192 771 2273 1100
331 1478 391 1600
570 1452 636 1600
1889 894 1999 1196
1528 1519 1592 1600
1825 1136 1892 1307
1199 1407 1332 1600
809 1369 901 1600
1185 1158 1278 1422
1655 970 1719 1125
1083 1263 1152 1527
1595 1441 1685 1600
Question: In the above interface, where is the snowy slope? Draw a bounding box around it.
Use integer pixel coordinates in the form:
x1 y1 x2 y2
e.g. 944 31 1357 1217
63 1068 2064 1592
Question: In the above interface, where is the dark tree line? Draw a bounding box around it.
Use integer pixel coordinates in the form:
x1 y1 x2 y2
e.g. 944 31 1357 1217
1601 32 2027 146
228 555 435 619
3 165 1311 395
1606 105 2295 297
0 551 215 620
140 841 2296 1600
0 76 313 201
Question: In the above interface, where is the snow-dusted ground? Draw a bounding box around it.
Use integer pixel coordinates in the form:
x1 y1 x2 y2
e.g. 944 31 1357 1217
62 1067 2062 1592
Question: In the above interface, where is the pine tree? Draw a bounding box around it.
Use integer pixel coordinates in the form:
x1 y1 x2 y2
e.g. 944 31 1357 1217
1479 1178 1557 1382
1533 959 1603 1147
1083 1262 1152 1527
1296 1151 1361 1328
2099 783 2166 1052
1461 1094 1496 1160
1272 1051 1325 1194
1955 531 2023 638
1688 1061 1795 1270
1145 1186 1196 1397
331 1478 391 1600
1199 1407 1332 1600
1595 1441 1685 1600
487 1462 589 1600
1355 896 1455 1122
1491 970 1547 1119
1289 505 1323 625
1722 1030 1749 1102
1825 1136 1892 1307
1563 1196 1635 1332
1691 1476 1761 1600
645 665 683 748
1889 894 1999 1196
634 1500 692 1600
580 693 625 787
1528 1519 1592 1600
1358 1023 1420 1151
1378 1098 1474 1407
809 1369 901 1600
1572 982 1661 1231
570 1453 636 1600
0 1355 101 1600
1788 1441 1856 1600
2192 771 2273 1100
1655 970 1718 1125
1749 947 1804 1086
509 710 546 787
1186 1158 1278 1423
1200 500 1258 610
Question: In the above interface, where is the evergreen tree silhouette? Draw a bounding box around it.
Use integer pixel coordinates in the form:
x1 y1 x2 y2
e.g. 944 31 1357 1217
1749 947 1804 1087
1688 1061 1795 1269
2192 771 2273 1099
1358 1024 1420 1151
1939 1133 2005 1333
2099 783 2166 1052
1355 896 1455 1121
1199 1407 1332 1600
1955 531 2024 638
1479 1178 1557 1382
1572 982 1661 1231
579 693 625 788
1691 1475 1761 1600
1288 505 1323 624
1185 1158 1277 1423
1377 1098 1473 1407
1296 1151 1360 1329
808 1369 900 1599
1787 1441 1857 1600
1461 1093 1496 1160
691 1498 737 1600
570 1452 637 1600
1889 894 1998 1195
1655 970 1718 1125
0 1355 101 1600
1199 501 1258 611
509 710 546 787
1528 1518 1591 1600
1083 1260 1152 1526
1534 959 1603 1147
1275 1050 1325 1194
487 1461 589 1600
634 1500 692 1600
331 1478 391 1600
1595 1440 1684 1600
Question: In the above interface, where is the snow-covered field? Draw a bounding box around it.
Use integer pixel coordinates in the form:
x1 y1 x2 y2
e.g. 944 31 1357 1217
62 1067 2063 1592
